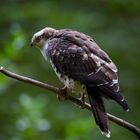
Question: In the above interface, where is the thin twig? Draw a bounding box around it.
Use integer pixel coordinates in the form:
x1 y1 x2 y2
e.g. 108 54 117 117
0 67 140 139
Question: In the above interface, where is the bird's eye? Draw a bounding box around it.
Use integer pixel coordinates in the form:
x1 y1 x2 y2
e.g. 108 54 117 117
36 35 43 42
39 35 43 39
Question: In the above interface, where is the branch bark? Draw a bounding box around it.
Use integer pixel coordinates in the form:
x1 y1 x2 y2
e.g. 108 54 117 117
0 67 140 139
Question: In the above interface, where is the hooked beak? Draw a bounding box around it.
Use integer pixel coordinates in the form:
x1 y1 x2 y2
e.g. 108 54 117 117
30 42 34 47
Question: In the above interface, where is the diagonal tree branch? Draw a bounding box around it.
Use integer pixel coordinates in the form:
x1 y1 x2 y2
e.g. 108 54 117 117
0 67 140 139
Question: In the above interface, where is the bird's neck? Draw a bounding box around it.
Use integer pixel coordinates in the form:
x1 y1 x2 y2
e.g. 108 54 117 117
40 41 49 61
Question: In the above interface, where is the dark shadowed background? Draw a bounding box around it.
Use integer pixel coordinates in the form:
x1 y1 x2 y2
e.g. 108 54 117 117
0 0 140 140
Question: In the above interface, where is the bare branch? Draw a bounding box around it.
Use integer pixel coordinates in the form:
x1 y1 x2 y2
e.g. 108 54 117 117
0 67 140 139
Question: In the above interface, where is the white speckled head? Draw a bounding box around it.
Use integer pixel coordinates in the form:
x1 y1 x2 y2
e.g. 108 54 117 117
30 27 57 49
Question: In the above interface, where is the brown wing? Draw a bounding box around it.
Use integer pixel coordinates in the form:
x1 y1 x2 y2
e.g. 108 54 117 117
48 30 117 87
47 30 128 110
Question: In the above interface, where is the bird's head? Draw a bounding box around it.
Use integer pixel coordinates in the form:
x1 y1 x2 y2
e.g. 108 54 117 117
30 27 57 49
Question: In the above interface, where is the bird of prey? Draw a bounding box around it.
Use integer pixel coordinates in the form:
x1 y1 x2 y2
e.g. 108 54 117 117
31 27 129 137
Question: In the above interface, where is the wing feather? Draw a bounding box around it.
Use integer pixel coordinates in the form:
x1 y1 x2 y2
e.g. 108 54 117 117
47 30 128 110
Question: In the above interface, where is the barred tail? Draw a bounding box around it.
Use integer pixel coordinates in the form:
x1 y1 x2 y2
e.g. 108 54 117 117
86 86 110 137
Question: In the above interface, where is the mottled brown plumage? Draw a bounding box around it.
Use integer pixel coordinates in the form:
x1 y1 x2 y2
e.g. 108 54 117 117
31 27 129 137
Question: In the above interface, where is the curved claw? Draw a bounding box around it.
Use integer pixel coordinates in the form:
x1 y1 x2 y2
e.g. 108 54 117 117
57 86 68 100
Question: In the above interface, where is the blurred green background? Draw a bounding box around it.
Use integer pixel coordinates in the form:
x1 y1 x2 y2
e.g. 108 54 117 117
0 0 140 140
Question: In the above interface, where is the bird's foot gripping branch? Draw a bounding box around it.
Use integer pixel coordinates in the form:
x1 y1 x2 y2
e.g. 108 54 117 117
0 67 140 139
57 86 69 100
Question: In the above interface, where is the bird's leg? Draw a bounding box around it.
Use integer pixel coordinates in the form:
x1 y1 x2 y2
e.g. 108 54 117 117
79 92 85 109
57 86 69 100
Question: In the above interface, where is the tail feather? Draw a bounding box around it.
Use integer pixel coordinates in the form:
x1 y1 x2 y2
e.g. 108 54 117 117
86 86 110 137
